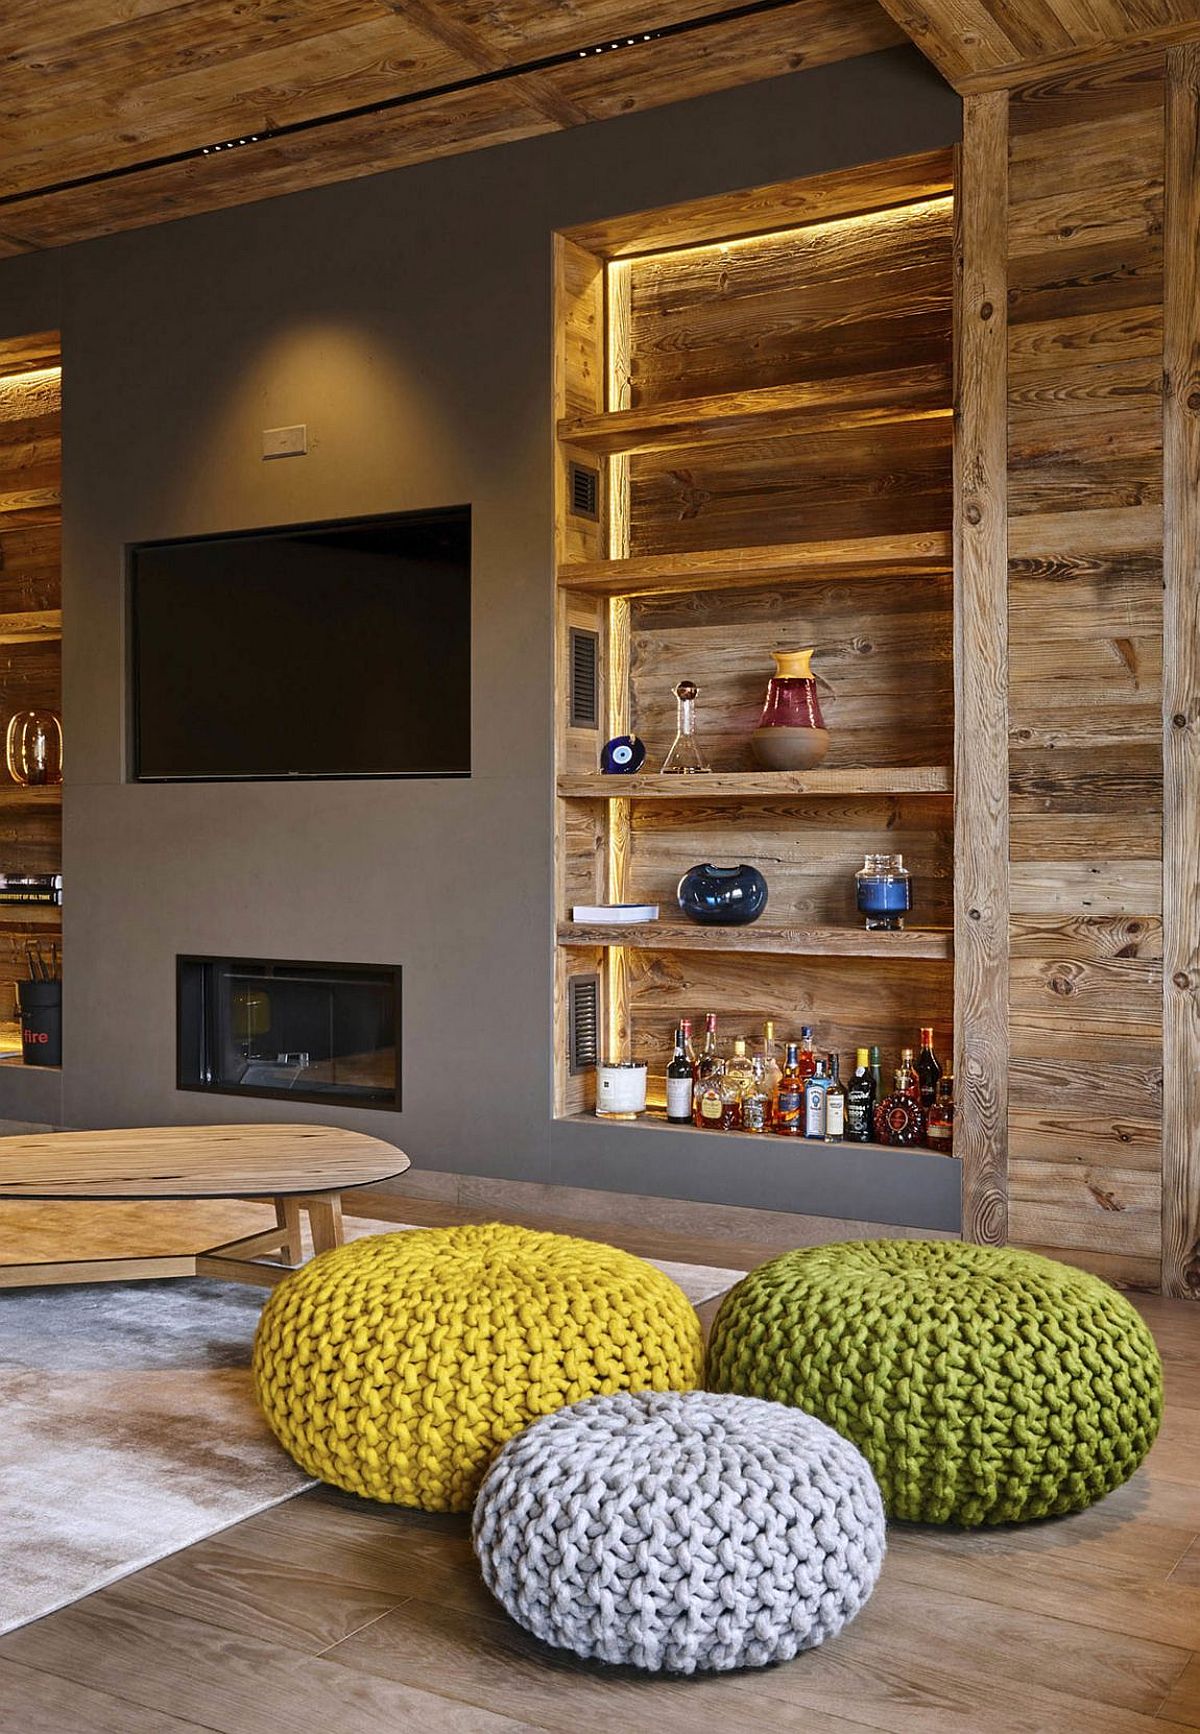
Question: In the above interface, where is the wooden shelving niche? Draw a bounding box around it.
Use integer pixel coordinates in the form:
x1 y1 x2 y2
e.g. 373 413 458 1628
0 331 62 1054
553 151 961 1193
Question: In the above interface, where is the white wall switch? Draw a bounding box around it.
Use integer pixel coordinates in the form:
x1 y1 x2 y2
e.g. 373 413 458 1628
262 423 307 459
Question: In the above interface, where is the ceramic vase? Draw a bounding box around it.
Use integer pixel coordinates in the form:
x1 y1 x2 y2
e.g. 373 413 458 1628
751 648 829 771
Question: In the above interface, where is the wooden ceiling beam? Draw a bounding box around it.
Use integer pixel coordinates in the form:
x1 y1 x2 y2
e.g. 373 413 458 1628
0 0 904 250
876 0 1200 90
376 0 590 128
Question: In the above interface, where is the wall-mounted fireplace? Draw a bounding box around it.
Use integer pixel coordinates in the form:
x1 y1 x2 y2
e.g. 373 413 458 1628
178 956 401 1109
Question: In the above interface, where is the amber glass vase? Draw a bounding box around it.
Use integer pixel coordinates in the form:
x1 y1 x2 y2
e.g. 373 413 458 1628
6 709 62 786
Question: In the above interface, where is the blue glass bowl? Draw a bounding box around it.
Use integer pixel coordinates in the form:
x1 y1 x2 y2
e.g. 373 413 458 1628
677 863 768 926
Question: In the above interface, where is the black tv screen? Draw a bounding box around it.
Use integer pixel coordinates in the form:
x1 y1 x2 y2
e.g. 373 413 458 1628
130 507 470 780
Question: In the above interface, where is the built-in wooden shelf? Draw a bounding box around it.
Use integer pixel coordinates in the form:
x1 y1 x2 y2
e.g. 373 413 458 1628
557 366 952 457
558 919 953 960
558 767 953 799
0 610 61 645
557 532 953 598
0 904 60 927
0 786 62 808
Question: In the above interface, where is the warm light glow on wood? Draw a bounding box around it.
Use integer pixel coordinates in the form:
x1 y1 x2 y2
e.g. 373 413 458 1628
0 366 61 388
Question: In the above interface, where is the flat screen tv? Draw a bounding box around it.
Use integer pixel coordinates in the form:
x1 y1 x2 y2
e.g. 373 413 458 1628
129 506 471 781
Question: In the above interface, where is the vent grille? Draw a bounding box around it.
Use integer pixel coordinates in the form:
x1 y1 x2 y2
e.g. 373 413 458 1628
568 974 600 1074
569 461 599 520
569 627 599 729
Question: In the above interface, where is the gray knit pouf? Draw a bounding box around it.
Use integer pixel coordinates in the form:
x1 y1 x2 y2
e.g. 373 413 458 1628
471 1389 885 1674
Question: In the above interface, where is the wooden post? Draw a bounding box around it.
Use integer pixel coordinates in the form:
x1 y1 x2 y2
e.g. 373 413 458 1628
954 93 1010 1246
1162 44 1200 1298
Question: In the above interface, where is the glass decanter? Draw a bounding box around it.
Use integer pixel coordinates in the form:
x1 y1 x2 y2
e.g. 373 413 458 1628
661 680 711 774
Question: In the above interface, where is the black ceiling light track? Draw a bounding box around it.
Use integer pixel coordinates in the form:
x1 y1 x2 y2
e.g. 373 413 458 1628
0 0 803 210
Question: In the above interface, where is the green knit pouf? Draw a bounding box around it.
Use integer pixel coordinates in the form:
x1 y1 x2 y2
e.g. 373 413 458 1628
707 1240 1162 1526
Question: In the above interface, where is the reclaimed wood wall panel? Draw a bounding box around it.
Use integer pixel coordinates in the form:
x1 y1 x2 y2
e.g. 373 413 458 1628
624 795 954 930
627 576 954 772
626 949 954 1082
627 418 953 557
625 199 954 406
1003 62 1166 1281
1161 41 1200 1297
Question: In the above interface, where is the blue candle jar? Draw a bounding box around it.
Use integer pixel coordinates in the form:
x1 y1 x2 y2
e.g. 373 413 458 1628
855 853 912 931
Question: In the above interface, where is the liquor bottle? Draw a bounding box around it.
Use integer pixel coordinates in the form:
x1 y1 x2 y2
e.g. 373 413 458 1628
797 1025 817 1082
666 1026 694 1125
926 1073 955 1156
679 1017 697 1069
717 1069 744 1131
846 1048 876 1144
724 1037 757 1101
694 1014 719 1086
804 1058 830 1139
868 1044 884 1103
915 1027 942 1110
897 1047 920 1103
693 1062 726 1130
774 1042 805 1135
876 1063 927 1147
741 1058 773 1133
757 1019 784 1097
823 1054 847 1143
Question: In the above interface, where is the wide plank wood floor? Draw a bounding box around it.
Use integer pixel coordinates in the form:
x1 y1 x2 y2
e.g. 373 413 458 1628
1 1196 1198 1733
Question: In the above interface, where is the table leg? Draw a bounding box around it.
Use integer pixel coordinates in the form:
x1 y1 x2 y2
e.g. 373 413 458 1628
303 1193 344 1256
275 1197 304 1266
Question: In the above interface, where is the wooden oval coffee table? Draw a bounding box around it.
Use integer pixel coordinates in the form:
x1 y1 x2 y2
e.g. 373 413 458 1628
0 1123 410 1289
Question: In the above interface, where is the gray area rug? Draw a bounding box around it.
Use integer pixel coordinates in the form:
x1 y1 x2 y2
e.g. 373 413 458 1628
0 1224 744 1635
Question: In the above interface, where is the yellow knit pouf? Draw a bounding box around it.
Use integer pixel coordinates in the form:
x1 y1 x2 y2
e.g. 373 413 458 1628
251 1222 705 1512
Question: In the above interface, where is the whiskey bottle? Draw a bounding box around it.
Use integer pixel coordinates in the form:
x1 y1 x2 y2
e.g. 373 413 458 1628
774 1042 805 1136
846 1048 875 1144
717 1069 744 1131
926 1074 955 1156
896 1047 920 1102
824 1054 847 1143
876 1064 928 1147
797 1025 817 1082
804 1058 830 1139
694 1013 719 1086
741 1058 773 1133
915 1026 942 1110
693 1062 726 1131
666 1026 694 1125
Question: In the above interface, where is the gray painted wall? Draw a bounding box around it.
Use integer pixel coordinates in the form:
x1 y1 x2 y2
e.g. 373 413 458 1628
0 48 961 1226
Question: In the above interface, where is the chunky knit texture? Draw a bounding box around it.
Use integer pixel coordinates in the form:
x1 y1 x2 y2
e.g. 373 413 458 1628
473 1389 885 1673
251 1223 704 1512
707 1239 1163 1526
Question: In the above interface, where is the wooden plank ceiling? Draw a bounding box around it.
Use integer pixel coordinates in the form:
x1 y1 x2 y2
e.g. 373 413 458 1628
0 0 903 251
876 0 1200 90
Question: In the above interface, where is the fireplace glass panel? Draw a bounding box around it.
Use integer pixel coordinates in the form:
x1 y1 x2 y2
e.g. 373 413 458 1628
178 956 400 1108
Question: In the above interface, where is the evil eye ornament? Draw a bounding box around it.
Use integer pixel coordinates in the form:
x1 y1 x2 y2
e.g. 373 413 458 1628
600 735 647 775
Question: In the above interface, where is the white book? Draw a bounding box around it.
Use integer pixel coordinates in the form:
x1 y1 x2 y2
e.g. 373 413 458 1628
571 904 659 923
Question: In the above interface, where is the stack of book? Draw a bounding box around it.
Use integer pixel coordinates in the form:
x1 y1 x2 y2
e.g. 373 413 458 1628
0 873 62 906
